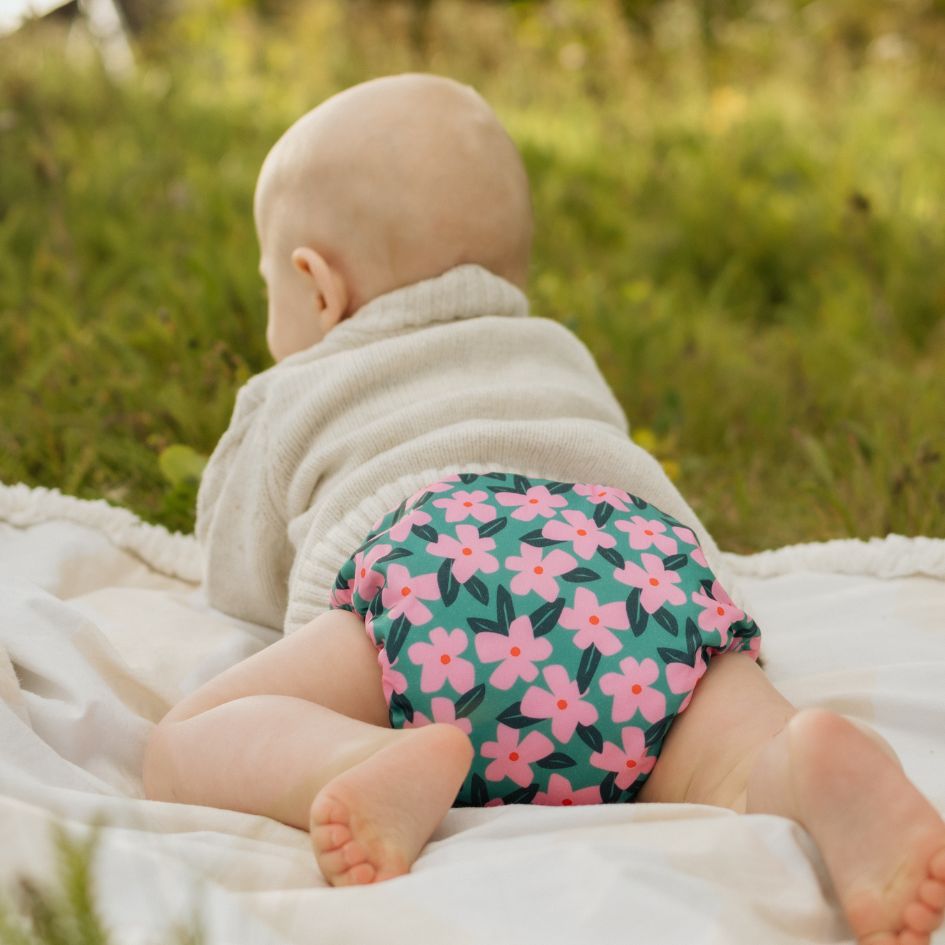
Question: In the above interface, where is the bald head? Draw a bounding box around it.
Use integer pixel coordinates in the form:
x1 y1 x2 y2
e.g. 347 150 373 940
254 74 533 357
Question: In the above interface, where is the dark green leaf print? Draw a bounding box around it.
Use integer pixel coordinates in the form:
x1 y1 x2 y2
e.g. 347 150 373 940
653 607 679 637
529 597 565 637
465 575 490 605
513 475 532 494
478 517 507 539
547 481 573 495
600 771 622 803
411 523 438 542
497 701 540 728
644 716 674 749
503 784 539 805
385 614 412 662
376 546 413 564
576 645 602 693
662 553 688 571
626 587 648 637
536 752 577 770
389 691 414 723
468 616 501 634
471 774 490 806
630 495 649 510
437 557 460 606
562 567 600 583
521 529 563 547
597 546 626 569
593 502 614 527
576 723 604 753
459 473 479 484
455 684 486 719
497 584 515 633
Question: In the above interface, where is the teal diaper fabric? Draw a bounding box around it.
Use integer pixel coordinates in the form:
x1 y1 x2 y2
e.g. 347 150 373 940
329 472 761 806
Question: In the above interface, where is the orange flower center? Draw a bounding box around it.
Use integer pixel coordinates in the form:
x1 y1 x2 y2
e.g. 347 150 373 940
534 565 544 575
562 798 573 806
589 615 600 625
576 529 587 536
510 646 521 657
360 567 367 577
462 547 472 556
625 759 637 768
716 606 725 616
648 577 659 587
401 586 411 597
463 501 473 507
597 491 606 497
631 684 642 694
556 699 568 710
509 751 519 762
529 498 539 504
644 529 653 536
440 654 451 665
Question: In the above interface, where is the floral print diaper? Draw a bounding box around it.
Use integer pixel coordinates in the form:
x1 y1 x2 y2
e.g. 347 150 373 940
328 472 761 806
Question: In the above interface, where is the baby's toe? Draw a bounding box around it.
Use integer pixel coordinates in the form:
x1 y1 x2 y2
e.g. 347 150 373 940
931 849 945 881
310 792 350 828
333 861 376 887
897 930 929 945
918 878 945 911
311 823 350 853
903 900 940 935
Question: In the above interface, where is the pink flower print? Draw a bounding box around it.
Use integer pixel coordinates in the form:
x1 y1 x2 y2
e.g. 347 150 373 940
692 580 745 646
387 506 432 542
404 476 459 508
534 773 602 807
364 610 377 646
495 485 568 521
590 726 657 790
542 510 616 561
574 483 631 511
407 626 475 694
329 582 354 609
598 657 666 724
672 526 708 567
504 543 577 601
427 523 499 583
381 562 441 624
559 586 630 656
433 489 496 523
481 724 554 787
520 665 599 743
475 615 553 689
615 515 678 556
353 542 392 602
614 553 687 614
377 648 407 703
403 696 473 736
665 649 707 712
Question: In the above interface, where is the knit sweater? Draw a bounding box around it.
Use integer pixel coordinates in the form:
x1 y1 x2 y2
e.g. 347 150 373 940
196 264 733 634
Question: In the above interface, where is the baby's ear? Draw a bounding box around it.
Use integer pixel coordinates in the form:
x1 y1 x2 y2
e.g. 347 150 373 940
291 247 350 334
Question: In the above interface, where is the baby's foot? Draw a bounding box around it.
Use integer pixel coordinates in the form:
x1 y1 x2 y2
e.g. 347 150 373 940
753 708 945 945
309 723 473 886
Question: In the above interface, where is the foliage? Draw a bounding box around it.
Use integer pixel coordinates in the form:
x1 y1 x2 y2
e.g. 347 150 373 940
1 0 943 550
0 822 202 945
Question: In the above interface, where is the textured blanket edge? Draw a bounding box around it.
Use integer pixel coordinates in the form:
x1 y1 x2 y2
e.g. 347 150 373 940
1 481 943 584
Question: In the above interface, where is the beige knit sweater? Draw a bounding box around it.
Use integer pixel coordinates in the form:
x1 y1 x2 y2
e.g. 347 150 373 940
196 264 732 634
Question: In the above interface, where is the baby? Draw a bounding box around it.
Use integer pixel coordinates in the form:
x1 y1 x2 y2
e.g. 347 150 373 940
143 74 945 944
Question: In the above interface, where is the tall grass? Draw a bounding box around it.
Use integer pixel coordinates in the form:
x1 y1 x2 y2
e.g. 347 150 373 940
1 0 943 549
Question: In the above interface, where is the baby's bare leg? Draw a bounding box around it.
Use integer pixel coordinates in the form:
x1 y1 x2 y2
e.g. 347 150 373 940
637 652 945 945
144 610 472 884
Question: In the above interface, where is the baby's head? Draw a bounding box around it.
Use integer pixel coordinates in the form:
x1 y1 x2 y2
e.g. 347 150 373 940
254 73 533 361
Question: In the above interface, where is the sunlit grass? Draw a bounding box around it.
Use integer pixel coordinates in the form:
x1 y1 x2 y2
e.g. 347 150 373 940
1 0 943 549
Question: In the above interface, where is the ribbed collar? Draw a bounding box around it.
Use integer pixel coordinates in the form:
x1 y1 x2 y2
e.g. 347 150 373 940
311 264 530 355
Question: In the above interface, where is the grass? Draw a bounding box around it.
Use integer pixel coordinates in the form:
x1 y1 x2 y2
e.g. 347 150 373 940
1 0 944 550
0 823 203 945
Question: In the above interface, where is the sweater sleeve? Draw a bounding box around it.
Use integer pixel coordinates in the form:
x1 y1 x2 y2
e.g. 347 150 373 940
195 375 293 629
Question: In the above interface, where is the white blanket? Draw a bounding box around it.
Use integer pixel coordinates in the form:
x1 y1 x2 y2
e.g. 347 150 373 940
1 482 944 945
